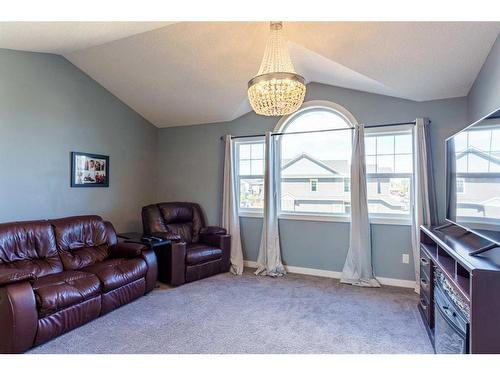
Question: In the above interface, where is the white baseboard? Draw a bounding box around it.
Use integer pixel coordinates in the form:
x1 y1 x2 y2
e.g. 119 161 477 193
243 260 416 289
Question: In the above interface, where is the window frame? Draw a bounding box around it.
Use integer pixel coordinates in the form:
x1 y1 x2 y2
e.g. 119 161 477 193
364 125 414 224
235 101 415 226
343 177 350 193
234 137 265 215
275 101 355 221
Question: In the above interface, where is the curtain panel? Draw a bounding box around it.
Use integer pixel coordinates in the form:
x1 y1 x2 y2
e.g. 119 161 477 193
255 132 286 277
341 124 380 287
222 134 244 275
411 118 438 293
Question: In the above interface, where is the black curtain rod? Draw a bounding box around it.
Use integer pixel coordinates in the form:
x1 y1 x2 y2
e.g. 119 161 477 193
222 120 421 140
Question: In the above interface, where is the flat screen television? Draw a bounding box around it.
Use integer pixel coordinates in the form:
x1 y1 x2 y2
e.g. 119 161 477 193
446 109 500 246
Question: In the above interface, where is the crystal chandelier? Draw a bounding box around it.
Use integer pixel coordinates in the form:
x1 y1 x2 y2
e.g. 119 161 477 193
248 22 306 116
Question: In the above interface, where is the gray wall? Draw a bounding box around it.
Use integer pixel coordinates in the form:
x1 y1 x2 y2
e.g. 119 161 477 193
157 83 469 281
468 34 500 124
3 42 495 282
0 49 158 232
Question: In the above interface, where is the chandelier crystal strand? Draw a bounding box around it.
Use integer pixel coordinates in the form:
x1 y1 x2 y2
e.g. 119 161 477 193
248 22 306 116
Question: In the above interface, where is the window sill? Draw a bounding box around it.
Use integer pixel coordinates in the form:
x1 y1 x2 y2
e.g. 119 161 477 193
238 212 412 226
279 213 350 223
238 211 264 219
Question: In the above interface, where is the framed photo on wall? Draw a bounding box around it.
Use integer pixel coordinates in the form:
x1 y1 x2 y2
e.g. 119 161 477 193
71 152 109 187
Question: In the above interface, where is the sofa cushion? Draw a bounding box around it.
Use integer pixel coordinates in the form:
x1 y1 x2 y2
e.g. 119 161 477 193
58 245 109 271
0 258 63 279
32 271 101 317
0 220 63 278
185 243 222 266
83 258 147 293
50 216 111 270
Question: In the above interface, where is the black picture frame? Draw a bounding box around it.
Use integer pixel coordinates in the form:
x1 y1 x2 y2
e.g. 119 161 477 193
71 152 109 187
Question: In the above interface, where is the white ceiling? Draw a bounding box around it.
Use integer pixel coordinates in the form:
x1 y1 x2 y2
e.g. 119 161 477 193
1 22 499 127
0 22 174 54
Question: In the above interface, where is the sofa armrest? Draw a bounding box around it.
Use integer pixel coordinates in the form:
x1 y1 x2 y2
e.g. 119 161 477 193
109 242 157 292
141 249 158 293
108 242 148 258
170 242 186 287
0 282 38 353
0 269 36 287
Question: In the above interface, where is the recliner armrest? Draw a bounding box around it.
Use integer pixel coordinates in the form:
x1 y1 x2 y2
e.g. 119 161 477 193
0 269 36 286
199 226 229 248
151 231 182 242
199 226 227 235
108 242 148 259
170 242 186 287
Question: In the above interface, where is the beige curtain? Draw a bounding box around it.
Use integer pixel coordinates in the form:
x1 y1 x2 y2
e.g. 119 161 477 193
411 118 437 293
341 124 380 287
255 132 285 277
222 135 244 275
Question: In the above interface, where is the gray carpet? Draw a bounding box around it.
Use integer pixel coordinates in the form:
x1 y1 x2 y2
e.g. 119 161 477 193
30 269 433 354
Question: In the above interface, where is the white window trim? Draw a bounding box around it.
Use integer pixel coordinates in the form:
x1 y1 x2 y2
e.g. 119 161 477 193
238 211 411 226
273 100 357 221
234 137 265 215
274 100 359 131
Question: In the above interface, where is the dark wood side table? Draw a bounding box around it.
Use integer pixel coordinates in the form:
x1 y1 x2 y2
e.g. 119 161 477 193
117 232 172 284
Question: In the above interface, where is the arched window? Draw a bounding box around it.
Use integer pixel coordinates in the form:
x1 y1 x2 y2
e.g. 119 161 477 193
276 101 356 215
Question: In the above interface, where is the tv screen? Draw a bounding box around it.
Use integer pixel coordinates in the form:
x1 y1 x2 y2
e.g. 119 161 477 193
446 109 500 245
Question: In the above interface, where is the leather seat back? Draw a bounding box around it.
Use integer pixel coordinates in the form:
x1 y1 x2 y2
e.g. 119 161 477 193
0 221 63 277
142 202 205 243
50 215 114 270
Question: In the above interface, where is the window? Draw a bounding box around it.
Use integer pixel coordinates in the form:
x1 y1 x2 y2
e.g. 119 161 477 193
236 140 264 212
235 100 416 223
365 130 413 218
456 178 465 194
278 104 354 215
310 179 318 192
453 122 500 218
454 125 500 173
343 178 350 193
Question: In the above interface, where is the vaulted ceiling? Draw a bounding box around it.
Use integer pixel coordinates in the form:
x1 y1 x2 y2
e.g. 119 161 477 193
1 22 499 128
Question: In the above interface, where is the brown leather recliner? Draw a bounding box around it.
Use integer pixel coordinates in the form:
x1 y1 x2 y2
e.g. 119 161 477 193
0 215 157 353
142 202 230 286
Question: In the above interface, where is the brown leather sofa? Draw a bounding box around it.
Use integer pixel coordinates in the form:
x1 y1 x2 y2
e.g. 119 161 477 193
0 215 157 353
142 202 230 286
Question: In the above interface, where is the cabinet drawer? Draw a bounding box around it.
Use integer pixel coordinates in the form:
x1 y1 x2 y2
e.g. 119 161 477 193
420 275 431 297
420 253 431 279
419 293 431 324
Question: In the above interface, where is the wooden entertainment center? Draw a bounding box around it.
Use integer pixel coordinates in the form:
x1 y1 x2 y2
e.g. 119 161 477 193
419 224 500 353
